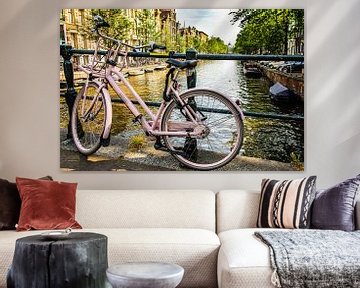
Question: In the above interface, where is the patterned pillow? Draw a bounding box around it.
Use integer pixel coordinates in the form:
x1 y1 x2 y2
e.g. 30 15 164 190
257 176 317 229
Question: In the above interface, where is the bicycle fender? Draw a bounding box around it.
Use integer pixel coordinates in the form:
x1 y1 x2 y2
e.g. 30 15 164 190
92 79 113 140
101 88 112 140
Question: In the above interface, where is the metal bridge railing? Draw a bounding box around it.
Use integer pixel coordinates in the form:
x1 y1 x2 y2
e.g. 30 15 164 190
69 48 304 61
60 44 304 138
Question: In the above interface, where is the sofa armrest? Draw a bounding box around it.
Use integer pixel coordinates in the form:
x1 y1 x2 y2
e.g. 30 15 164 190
356 200 360 230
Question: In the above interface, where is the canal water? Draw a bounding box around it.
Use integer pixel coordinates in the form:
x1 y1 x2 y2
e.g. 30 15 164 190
60 60 304 163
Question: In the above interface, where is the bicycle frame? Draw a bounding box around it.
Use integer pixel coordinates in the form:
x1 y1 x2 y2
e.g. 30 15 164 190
106 66 200 137
79 61 202 140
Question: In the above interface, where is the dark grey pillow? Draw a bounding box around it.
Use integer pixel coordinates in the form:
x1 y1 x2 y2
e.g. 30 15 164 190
311 174 360 231
0 179 20 230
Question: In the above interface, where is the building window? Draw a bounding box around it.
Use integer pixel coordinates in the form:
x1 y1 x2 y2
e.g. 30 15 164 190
80 10 85 25
78 11 82 25
68 11 74 23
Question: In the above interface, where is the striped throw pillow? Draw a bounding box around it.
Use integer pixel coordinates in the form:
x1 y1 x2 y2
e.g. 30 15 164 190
257 176 317 229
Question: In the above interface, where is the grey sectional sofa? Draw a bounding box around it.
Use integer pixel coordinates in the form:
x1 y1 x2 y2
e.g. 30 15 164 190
0 189 359 288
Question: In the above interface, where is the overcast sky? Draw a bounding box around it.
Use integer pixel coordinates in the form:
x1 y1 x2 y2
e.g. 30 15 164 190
176 9 240 45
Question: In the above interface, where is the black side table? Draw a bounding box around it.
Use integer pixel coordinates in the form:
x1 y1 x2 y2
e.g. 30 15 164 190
7 232 108 288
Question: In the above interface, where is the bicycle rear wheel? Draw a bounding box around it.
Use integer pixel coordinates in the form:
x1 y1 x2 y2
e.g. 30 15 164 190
71 82 111 155
161 89 244 170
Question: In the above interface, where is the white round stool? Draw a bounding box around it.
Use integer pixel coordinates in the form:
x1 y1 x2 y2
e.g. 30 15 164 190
106 262 184 288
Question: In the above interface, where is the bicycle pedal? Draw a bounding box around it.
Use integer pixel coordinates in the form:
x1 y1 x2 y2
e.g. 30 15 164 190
154 140 186 156
101 135 111 147
154 139 165 150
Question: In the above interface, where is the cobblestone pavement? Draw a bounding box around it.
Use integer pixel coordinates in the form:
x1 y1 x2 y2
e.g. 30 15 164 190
60 130 298 172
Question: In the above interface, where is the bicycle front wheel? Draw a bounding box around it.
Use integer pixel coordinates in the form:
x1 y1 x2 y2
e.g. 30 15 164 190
161 89 244 170
71 82 111 155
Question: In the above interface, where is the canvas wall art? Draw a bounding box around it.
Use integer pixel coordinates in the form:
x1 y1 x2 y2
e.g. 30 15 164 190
60 9 304 171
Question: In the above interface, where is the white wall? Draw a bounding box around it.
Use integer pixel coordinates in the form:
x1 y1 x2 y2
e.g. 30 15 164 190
0 0 359 191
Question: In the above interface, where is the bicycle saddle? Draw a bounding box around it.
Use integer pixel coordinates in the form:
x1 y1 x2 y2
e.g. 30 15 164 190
166 59 198 69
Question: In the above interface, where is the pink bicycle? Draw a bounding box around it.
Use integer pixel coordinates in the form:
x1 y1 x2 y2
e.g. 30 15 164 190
71 16 244 170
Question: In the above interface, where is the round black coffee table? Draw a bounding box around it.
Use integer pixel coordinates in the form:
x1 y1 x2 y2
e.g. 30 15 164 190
106 262 184 288
7 232 108 288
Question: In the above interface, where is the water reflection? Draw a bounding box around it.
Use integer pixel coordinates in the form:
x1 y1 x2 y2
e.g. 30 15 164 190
60 60 304 163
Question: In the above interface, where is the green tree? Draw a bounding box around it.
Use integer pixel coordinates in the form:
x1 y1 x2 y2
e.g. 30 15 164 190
207 37 228 54
161 19 176 51
175 33 186 52
193 35 201 52
192 35 207 53
230 9 304 54
90 9 131 41
136 9 160 45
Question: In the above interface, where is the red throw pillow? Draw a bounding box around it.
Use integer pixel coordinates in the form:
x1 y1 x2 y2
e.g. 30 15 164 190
0 176 52 230
16 177 82 231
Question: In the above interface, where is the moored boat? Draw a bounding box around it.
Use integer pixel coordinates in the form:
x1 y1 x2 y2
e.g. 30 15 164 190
243 63 262 78
269 82 296 103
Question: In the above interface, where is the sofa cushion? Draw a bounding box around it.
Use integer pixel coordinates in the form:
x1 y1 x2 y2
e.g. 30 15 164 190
0 228 219 288
76 190 216 231
311 174 360 231
217 228 278 288
216 190 260 233
257 177 317 229
16 177 81 231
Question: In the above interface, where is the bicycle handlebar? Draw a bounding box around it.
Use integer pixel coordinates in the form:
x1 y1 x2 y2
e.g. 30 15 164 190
94 23 166 52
